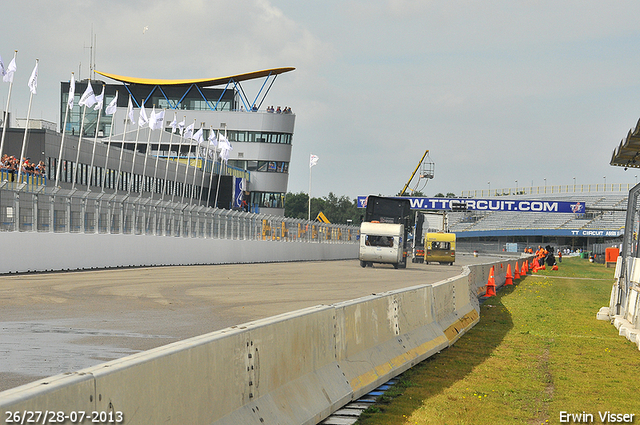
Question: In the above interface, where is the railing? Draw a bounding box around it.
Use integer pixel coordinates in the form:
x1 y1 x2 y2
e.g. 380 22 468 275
0 184 359 244
461 183 633 198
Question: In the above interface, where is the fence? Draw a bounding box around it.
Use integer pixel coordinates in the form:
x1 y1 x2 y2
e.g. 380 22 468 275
0 183 358 244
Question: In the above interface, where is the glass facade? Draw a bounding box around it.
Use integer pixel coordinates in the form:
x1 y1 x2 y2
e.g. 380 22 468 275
60 81 235 135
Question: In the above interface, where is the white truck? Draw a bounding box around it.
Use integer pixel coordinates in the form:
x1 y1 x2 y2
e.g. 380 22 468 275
359 196 412 269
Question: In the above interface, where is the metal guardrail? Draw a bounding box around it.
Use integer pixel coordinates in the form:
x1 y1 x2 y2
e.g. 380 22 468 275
461 183 633 198
0 183 359 244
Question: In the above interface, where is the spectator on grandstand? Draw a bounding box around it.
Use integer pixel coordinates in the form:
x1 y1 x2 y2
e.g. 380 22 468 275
35 161 46 176
1 155 18 180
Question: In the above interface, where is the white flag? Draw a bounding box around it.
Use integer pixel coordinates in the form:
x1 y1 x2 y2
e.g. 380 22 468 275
208 127 218 148
149 107 164 130
218 135 232 163
154 108 165 130
0 56 5 77
183 122 194 139
192 127 204 144
220 144 233 163
310 154 319 168
127 96 135 124
67 74 76 110
78 82 97 107
148 107 156 130
94 85 105 111
138 101 148 127
3 57 16 83
105 91 118 115
169 113 177 133
177 119 185 135
27 61 38 95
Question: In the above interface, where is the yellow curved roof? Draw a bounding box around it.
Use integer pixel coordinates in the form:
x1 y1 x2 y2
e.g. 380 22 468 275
94 67 295 87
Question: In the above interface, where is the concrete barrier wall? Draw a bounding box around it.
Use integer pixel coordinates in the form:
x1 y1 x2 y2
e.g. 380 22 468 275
600 256 640 350
0 232 359 274
0 257 526 425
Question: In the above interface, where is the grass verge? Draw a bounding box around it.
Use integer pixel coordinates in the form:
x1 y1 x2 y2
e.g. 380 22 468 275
355 256 640 425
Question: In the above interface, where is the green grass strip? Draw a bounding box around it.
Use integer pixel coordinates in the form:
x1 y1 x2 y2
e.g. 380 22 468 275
356 257 640 425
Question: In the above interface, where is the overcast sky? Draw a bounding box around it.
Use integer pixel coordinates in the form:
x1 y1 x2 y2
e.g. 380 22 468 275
3 1 640 199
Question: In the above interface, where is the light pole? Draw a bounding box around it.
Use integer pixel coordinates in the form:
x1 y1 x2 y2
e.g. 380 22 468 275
603 176 606 191
573 177 576 192
487 181 490 197
515 180 518 195
544 178 547 193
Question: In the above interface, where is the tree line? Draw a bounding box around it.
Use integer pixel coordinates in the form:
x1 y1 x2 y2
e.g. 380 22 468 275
284 191 458 225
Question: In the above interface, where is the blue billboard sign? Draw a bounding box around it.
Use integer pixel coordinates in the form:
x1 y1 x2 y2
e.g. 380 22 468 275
356 196 586 214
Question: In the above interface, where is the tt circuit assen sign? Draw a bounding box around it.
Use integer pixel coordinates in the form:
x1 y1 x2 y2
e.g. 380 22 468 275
356 196 587 214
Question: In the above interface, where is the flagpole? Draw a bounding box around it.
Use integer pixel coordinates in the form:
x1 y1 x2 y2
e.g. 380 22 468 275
171 116 187 204
214 125 228 209
139 122 153 194
190 126 204 205
181 119 196 205
86 85 105 190
71 104 88 190
115 95 132 194
55 72 74 187
101 90 118 192
214 158 222 209
17 59 37 185
198 132 210 205
0 50 17 161
128 107 143 194
151 110 166 196
308 163 312 221
205 126 217 207
162 113 177 201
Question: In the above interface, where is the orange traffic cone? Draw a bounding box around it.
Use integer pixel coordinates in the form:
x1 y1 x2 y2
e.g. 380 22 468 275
485 266 496 297
552 265 558 271
522 261 527 275
540 264 546 271
505 264 513 286
514 261 521 279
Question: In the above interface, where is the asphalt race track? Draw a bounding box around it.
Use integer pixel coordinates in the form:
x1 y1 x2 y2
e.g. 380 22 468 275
0 253 506 392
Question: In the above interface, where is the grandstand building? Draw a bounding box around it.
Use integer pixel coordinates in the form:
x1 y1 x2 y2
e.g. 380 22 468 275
2 68 295 215
60 68 295 215
447 190 627 253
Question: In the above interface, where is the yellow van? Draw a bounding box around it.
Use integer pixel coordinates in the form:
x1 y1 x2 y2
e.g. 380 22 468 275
424 233 456 265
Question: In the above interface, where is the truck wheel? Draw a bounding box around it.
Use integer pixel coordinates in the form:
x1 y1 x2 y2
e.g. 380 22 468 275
393 263 399 269
360 260 367 268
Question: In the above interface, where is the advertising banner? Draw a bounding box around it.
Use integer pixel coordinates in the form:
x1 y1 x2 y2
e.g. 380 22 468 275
356 196 586 214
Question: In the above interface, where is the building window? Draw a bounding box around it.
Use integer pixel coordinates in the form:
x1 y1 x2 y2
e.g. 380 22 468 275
251 192 285 209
